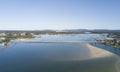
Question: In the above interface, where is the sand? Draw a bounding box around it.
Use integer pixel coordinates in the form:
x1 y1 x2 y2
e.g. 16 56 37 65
86 43 114 59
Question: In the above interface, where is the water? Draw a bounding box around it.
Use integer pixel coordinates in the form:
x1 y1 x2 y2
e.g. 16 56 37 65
33 34 107 42
0 34 120 72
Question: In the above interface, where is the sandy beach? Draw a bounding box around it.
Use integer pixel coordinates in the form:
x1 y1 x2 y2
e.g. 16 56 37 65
86 43 115 59
86 43 120 72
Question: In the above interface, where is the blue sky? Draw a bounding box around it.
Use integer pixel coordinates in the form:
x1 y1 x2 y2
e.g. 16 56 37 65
0 0 120 30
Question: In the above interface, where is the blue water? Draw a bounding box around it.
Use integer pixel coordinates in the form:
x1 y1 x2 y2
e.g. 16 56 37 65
0 34 119 72
32 34 107 42
91 43 120 56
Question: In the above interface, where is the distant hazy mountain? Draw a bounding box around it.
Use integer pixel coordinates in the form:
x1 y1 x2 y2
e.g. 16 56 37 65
0 29 120 33
61 29 120 33
90 29 120 33
61 29 89 32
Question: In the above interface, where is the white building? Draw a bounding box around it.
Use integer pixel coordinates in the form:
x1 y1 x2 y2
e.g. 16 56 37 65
0 33 6 36
20 32 26 36
0 37 5 42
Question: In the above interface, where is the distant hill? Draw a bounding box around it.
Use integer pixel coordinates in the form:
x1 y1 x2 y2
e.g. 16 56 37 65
0 29 120 33
61 29 89 32
89 29 120 33
61 29 120 33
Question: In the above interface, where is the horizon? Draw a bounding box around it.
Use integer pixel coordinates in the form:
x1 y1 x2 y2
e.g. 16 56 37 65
0 29 120 31
0 0 120 30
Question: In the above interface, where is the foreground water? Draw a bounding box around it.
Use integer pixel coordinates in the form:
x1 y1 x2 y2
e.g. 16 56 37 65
0 34 120 72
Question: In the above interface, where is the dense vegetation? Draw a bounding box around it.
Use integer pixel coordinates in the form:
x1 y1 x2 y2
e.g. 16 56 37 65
0 32 34 46
97 33 120 48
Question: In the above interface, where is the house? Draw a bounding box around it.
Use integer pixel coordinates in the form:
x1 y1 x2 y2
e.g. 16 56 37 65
13 33 17 36
20 32 26 36
0 33 6 36
0 37 5 42
115 38 120 44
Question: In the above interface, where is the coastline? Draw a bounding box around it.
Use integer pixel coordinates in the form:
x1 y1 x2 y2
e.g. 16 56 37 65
86 43 120 72
85 43 115 59
16 38 32 41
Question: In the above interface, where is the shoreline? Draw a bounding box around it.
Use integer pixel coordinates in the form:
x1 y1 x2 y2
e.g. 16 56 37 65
86 43 120 72
85 43 115 59
90 43 120 56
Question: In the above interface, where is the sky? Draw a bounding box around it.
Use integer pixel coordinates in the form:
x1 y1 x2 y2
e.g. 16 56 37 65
0 0 120 30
